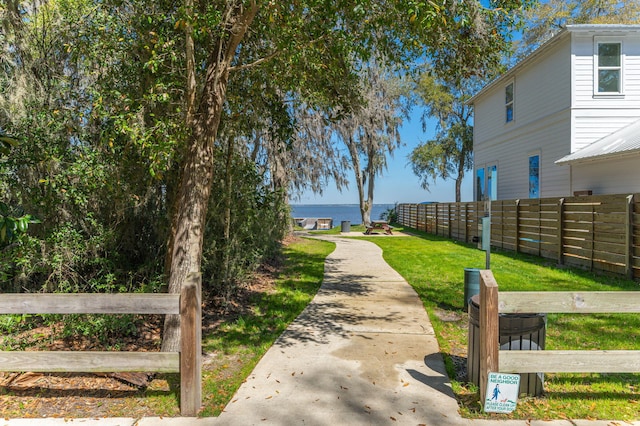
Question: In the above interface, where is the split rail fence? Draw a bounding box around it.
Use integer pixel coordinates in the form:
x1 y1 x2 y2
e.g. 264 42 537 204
477 269 640 401
0 272 202 416
397 193 640 280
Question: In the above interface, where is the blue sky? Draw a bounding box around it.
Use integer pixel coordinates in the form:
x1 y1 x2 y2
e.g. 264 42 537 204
295 110 474 205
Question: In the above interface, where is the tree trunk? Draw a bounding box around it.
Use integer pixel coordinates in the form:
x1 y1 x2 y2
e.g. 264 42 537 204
161 107 219 352
362 146 376 226
455 151 466 203
162 1 258 352
346 134 367 226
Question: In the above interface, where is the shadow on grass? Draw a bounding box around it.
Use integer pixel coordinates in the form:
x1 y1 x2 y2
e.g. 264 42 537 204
202 238 335 352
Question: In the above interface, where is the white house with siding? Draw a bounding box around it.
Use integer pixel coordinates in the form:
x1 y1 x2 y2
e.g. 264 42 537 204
469 24 640 201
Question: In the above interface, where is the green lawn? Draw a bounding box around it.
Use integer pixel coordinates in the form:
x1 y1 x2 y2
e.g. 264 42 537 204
2 230 637 420
198 236 335 416
364 227 640 421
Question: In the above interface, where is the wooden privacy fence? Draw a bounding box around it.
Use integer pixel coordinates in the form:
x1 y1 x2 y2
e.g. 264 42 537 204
397 193 640 280
0 272 202 416
477 269 640 401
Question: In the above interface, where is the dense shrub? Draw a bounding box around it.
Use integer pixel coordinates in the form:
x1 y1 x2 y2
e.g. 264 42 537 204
203 150 290 301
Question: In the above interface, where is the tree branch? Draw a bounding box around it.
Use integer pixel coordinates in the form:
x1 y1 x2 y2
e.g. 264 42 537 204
228 49 280 72
229 34 329 73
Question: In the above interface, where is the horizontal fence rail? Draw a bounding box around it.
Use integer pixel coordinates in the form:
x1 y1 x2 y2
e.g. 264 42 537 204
0 352 180 373
0 273 202 416
498 291 640 314
397 193 640 280
0 293 180 314
477 269 640 401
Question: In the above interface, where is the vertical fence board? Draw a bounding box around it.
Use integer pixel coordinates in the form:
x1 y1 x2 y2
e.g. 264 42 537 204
180 272 202 416
627 195 634 279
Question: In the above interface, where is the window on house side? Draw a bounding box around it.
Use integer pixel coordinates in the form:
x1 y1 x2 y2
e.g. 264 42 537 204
487 165 498 201
597 42 621 93
528 155 539 199
476 168 485 201
505 83 514 123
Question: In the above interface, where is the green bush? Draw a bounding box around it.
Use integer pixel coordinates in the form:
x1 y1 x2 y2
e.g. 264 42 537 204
379 203 398 223
202 150 289 301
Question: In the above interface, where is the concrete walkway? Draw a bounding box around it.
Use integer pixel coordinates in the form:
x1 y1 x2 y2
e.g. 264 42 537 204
214 234 459 425
3 234 638 426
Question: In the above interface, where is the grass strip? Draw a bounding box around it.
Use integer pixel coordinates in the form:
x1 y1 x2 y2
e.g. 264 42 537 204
365 227 640 421
198 236 334 416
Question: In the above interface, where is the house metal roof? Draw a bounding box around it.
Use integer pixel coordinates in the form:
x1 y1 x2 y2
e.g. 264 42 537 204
555 118 640 165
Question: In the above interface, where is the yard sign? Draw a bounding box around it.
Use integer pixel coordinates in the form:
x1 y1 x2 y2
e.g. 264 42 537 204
483 372 520 413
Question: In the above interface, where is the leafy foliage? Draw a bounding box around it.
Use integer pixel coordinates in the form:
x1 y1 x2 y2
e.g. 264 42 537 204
409 72 478 202
333 57 408 225
379 203 399 223
0 0 532 345
202 149 290 300
517 0 640 58
0 201 39 249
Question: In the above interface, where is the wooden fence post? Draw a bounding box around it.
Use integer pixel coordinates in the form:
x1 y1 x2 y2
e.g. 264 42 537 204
626 194 634 279
464 203 469 243
479 270 499 404
514 199 520 254
448 204 452 239
558 198 565 266
180 272 202 416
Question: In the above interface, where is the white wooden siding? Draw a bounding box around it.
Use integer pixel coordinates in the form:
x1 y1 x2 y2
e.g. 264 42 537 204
572 32 640 108
516 38 572 128
572 113 640 152
569 154 640 195
473 27 640 201
475 111 571 200
474 37 571 149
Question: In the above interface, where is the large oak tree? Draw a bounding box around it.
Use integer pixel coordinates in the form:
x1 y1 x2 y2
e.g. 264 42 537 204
0 0 534 350
162 0 535 350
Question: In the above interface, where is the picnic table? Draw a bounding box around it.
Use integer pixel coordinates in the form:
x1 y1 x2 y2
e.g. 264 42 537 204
365 220 393 235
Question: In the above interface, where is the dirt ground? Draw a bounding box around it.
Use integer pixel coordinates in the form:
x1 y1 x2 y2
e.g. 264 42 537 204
0 240 289 419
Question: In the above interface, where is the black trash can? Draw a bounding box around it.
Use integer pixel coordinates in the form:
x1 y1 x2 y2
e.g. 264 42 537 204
467 295 546 396
340 221 351 233
463 268 480 309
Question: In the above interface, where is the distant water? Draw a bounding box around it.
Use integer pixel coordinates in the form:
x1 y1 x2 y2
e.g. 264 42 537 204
290 204 395 226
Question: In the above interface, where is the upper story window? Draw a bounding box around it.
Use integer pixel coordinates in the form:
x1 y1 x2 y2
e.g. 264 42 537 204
595 40 623 95
505 82 514 123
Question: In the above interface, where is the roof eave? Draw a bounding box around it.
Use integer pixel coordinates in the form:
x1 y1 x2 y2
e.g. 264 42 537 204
555 149 640 166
